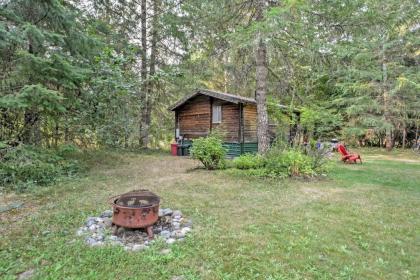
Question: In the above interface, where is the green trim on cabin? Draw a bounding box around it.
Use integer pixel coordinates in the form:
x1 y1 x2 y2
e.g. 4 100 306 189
179 141 258 157
223 142 258 157
242 142 258 154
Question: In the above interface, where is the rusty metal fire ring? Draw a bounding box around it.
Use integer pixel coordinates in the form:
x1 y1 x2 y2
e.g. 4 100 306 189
108 190 160 231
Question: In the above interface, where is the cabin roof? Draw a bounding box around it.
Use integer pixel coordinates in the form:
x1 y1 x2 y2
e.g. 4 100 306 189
168 89 256 111
168 88 300 114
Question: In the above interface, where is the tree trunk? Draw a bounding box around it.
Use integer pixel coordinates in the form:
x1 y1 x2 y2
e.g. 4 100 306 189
402 125 406 149
139 0 148 147
382 35 393 151
22 112 31 144
54 120 59 147
64 126 69 143
33 114 41 145
140 0 160 148
22 110 42 145
22 40 41 145
255 2 269 154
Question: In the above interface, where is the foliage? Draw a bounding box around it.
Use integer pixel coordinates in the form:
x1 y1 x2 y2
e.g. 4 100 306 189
2 0 418 151
329 0 420 147
305 145 333 173
230 141 330 178
233 153 264 170
0 0 140 148
173 0 419 150
300 106 343 140
190 135 226 170
0 145 81 192
56 143 81 157
264 148 314 177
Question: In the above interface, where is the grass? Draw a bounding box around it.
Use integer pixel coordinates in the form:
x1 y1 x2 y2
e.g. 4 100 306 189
1 149 419 279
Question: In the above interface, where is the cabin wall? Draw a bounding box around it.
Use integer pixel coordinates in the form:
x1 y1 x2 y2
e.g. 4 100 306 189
212 101 240 143
177 95 211 139
176 97 241 143
173 92 298 156
243 104 258 143
175 95 262 157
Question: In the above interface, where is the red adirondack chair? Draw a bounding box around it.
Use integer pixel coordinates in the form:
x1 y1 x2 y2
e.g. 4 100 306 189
337 144 362 164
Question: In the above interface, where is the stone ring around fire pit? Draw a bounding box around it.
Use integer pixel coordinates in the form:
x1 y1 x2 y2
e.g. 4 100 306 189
76 190 193 251
109 190 160 239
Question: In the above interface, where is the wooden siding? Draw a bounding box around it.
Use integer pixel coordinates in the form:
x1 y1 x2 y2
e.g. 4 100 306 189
212 102 240 142
175 94 262 144
177 95 211 139
243 104 258 142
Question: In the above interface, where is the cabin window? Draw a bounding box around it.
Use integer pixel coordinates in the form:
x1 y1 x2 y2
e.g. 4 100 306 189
212 104 222 123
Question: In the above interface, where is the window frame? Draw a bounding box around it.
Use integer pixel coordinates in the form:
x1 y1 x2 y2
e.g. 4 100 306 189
212 104 222 124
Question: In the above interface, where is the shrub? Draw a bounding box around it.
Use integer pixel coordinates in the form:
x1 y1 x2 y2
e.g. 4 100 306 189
305 145 332 174
276 150 314 176
229 141 330 178
233 153 264 169
265 147 331 177
56 143 81 157
190 135 226 170
0 145 81 192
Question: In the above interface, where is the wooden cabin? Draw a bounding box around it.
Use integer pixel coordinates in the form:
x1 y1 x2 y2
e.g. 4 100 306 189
169 89 301 156
169 89 300 156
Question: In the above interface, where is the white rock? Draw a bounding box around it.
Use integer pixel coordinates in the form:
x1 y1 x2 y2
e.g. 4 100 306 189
101 210 113 218
86 217 96 227
172 210 182 217
132 244 147 251
172 230 185 238
160 248 171 255
181 227 191 234
183 220 193 227
170 276 185 280
160 230 171 238
18 268 35 280
86 237 97 246
110 240 123 246
159 208 173 217
166 238 176 244
109 235 119 241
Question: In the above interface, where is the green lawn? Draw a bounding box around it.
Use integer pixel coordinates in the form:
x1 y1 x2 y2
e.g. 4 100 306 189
1 149 419 279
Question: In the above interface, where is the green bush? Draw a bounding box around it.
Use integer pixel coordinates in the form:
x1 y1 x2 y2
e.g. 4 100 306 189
190 135 226 170
0 145 81 192
229 142 330 178
233 153 264 169
56 143 81 157
266 149 314 177
305 145 332 174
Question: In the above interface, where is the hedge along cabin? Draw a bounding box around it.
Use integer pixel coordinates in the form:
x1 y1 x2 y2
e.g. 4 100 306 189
169 89 297 156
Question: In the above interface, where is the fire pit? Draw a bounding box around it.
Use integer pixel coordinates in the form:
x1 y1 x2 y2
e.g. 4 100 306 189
109 190 160 239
